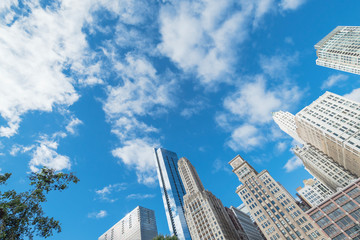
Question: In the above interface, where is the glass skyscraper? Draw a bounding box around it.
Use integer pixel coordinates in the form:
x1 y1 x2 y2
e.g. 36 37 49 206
153 148 191 240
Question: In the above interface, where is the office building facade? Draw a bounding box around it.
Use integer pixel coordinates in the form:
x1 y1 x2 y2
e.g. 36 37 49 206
315 26 360 75
178 157 240 240
229 206 265 240
154 148 191 240
293 144 356 192
296 179 333 208
229 155 328 240
295 91 360 177
307 178 360 239
98 206 157 240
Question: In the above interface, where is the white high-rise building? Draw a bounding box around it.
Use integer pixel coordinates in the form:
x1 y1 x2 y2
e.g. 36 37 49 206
98 206 157 240
295 91 360 177
178 157 241 240
293 144 356 192
153 148 191 240
315 26 360 75
272 111 304 144
296 178 333 208
229 155 329 240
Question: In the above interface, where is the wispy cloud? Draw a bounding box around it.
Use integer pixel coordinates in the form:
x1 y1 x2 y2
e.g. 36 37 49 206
283 156 303 172
280 0 307 10
126 193 155 200
95 183 127 202
321 74 349 89
66 117 83 135
88 210 107 219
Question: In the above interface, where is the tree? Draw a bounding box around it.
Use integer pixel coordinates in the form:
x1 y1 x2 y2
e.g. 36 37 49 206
0 168 79 239
153 234 179 240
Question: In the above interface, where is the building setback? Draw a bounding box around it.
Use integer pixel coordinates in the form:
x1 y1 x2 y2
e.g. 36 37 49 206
293 144 356 192
307 178 360 239
178 157 241 240
98 206 157 240
296 178 333 208
295 91 360 177
315 26 360 75
229 154 329 240
153 148 191 240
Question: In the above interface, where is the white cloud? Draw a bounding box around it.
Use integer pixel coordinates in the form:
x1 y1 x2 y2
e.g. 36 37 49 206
280 0 307 10
344 88 360 103
126 193 155 200
321 74 349 89
29 139 71 172
283 156 303 172
158 0 249 86
66 117 83 135
259 54 298 79
224 76 301 124
88 210 107 219
0 0 152 137
276 142 287 152
9 144 35 156
112 138 157 185
227 124 264 151
95 183 127 202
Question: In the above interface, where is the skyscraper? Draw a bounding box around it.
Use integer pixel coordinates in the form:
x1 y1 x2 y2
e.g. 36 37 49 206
315 26 360 75
229 154 328 240
229 206 265 240
272 111 304 144
178 157 240 240
98 206 157 240
293 144 356 192
296 178 333 208
295 91 360 177
153 148 191 240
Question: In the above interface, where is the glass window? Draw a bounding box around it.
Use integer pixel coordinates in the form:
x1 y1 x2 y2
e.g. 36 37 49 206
328 209 345 220
324 224 340 237
322 202 336 213
335 216 353 229
342 201 357 213
345 225 360 238
310 210 323 220
354 195 360 204
350 208 360 221
332 233 347 240
335 195 349 205
347 187 360 197
316 217 331 228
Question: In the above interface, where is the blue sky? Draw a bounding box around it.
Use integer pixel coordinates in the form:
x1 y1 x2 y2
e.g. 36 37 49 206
0 0 360 239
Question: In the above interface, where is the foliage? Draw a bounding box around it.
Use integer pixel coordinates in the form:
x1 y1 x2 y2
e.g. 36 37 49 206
0 168 79 239
153 234 179 240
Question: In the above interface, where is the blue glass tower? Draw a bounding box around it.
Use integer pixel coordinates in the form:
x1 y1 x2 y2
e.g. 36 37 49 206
154 148 191 240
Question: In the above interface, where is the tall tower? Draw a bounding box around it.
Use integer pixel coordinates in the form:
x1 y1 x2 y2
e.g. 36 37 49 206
98 206 157 240
178 157 241 240
315 26 360 75
295 91 360 177
272 111 304 144
229 155 328 240
293 144 356 192
153 148 191 240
